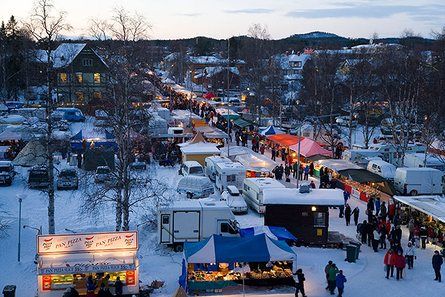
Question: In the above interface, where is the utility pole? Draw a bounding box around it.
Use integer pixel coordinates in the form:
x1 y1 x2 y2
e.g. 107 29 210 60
226 38 231 157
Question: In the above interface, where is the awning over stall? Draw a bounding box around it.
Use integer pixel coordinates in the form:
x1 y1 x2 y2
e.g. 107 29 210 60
289 138 333 158
337 169 386 183
233 118 253 129
266 134 301 148
316 159 361 172
184 234 296 264
393 195 445 224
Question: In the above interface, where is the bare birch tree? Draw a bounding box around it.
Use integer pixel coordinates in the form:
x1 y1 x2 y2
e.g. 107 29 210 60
24 0 71 234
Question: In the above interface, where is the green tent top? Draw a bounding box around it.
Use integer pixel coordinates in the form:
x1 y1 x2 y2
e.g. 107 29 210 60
338 169 386 183
233 118 253 128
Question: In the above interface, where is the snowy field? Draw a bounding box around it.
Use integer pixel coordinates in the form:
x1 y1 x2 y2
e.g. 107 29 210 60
0 121 443 297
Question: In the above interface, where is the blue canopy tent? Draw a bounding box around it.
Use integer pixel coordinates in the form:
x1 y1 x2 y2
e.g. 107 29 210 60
239 226 297 242
260 125 283 136
180 234 297 291
70 130 117 153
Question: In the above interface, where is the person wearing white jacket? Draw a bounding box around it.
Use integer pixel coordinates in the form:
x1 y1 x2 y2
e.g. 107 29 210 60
405 241 416 269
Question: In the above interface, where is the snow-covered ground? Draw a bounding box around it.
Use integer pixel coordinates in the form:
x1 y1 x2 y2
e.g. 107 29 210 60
0 122 443 297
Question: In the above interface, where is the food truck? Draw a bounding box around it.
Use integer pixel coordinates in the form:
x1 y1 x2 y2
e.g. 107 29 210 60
36 231 139 296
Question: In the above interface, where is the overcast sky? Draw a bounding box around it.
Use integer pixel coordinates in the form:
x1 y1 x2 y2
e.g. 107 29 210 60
1 0 444 39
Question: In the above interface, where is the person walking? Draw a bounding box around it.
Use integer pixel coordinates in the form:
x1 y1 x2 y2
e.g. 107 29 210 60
324 261 333 290
303 165 309 180
345 204 352 226
384 249 395 279
294 268 307 297
360 220 368 245
292 162 298 179
114 276 123 296
405 242 416 269
379 224 387 249
327 263 339 295
380 201 387 219
433 250 443 282
271 147 276 161
285 165 291 182
335 270 347 297
352 207 360 226
394 250 406 280
375 197 381 216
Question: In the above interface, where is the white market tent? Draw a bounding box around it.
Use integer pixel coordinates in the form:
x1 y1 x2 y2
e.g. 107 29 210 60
263 188 344 206
13 140 47 167
235 151 277 172
393 195 445 223
316 159 361 172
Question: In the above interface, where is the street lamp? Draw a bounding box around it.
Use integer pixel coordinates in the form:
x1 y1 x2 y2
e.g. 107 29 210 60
17 194 26 262
23 225 42 235
64 228 77 234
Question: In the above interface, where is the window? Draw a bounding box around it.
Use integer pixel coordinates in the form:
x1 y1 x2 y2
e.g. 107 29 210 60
220 222 237 234
94 73 101 84
75 73 83 84
314 212 326 227
59 73 68 83
75 91 84 102
227 175 236 182
162 216 169 225
83 58 93 66
93 92 102 100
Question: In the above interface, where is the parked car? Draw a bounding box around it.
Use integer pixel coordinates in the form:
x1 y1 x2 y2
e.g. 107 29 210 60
28 166 50 189
179 161 204 176
0 161 15 186
94 166 112 183
57 169 78 190
220 186 248 215
177 175 214 199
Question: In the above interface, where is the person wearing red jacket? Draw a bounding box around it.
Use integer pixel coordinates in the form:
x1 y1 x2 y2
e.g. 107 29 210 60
394 250 406 280
384 249 395 279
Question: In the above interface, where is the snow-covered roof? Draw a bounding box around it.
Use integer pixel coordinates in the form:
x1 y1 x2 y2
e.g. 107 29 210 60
36 43 87 68
405 153 445 165
180 142 220 154
393 195 445 223
194 66 240 79
245 178 285 190
316 159 362 171
263 188 344 206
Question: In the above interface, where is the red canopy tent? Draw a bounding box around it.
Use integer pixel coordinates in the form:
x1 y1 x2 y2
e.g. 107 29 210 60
266 134 302 148
289 138 333 158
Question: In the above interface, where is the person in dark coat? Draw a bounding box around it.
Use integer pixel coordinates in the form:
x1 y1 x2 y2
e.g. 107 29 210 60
292 162 298 179
360 220 368 244
380 202 387 219
86 275 96 297
114 276 124 296
324 261 333 290
309 162 314 176
77 153 82 169
367 197 375 221
335 270 347 297
352 207 360 226
345 204 352 226
294 269 307 297
285 165 291 181
433 250 443 282
420 227 428 249
309 180 316 189
271 147 276 161
394 226 402 245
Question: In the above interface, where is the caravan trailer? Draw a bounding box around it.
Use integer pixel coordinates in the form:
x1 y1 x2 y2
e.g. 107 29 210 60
205 156 231 181
215 161 246 192
242 178 286 213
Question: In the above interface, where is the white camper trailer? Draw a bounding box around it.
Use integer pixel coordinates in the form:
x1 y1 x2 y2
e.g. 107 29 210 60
158 200 237 251
204 156 231 181
215 161 246 192
242 178 286 214
394 167 444 196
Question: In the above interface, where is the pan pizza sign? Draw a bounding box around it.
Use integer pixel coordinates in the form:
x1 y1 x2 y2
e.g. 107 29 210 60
38 263 136 275
37 231 138 254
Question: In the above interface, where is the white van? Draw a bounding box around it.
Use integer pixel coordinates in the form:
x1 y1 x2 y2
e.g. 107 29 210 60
215 161 246 192
394 167 444 196
177 176 214 199
242 178 286 213
205 156 231 181
367 160 396 180
158 200 237 251
179 161 204 176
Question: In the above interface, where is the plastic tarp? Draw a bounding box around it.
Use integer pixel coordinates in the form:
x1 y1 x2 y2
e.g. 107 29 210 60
239 226 297 241
184 234 296 264
266 134 302 148
289 138 333 158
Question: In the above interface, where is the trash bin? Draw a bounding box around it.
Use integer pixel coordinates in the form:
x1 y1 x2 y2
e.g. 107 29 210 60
3 285 16 297
346 245 357 263
349 241 361 260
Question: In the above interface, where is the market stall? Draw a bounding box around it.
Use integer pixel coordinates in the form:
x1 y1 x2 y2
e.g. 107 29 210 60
180 234 297 293
260 125 284 136
234 151 277 178
266 134 301 148
36 231 139 297
289 138 333 161
70 130 118 153
392 195 445 247
179 132 220 166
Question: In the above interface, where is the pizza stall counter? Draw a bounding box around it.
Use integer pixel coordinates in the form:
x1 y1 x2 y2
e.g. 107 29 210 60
36 231 139 297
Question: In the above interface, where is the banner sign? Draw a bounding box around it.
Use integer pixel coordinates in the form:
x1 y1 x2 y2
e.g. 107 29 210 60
38 263 136 275
37 231 138 254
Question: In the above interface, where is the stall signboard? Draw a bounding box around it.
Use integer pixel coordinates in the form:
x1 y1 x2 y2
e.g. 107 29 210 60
37 231 138 254
38 263 136 275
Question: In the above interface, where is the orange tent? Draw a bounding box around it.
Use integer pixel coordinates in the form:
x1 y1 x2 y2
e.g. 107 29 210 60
266 134 302 148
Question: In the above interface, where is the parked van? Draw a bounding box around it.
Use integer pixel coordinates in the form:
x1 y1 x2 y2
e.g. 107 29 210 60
158 200 237 251
205 156 231 181
394 167 444 196
215 161 246 192
179 161 204 176
28 166 50 189
367 160 396 180
177 176 214 199
242 178 286 213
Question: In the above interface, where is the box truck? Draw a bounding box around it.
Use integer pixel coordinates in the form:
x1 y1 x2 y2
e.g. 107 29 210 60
158 200 237 251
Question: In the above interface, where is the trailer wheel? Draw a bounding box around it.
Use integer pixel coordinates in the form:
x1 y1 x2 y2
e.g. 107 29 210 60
410 190 418 196
174 244 184 252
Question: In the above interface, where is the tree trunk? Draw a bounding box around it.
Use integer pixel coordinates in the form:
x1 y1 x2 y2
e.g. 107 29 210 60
115 191 122 231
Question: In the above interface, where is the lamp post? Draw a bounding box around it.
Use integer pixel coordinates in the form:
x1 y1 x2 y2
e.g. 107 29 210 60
17 194 26 262
23 225 42 235
64 228 77 234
